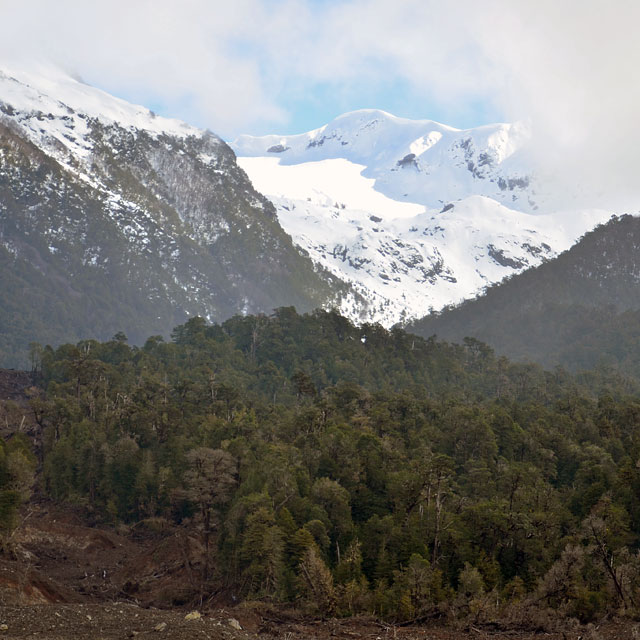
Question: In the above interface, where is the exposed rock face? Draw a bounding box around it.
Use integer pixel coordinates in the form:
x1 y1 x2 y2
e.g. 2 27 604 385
0 67 347 366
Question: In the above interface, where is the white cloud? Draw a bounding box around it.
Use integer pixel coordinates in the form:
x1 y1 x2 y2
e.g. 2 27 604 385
0 0 288 134
466 0 640 209
1 0 639 207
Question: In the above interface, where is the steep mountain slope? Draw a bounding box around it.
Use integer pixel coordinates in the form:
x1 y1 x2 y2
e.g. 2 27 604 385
0 66 346 366
232 110 612 325
406 214 640 372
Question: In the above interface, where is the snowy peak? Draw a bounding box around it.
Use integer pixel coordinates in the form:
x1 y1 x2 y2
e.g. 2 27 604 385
0 63 234 244
234 109 457 163
0 64 208 179
233 109 535 212
0 64 196 138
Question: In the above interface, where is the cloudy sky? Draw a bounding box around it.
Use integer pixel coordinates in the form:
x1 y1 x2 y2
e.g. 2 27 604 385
2 0 640 207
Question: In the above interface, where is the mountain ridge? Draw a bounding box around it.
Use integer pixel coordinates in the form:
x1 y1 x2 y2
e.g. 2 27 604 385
406 213 640 373
232 110 612 325
0 65 623 365
233 108 535 212
0 65 348 366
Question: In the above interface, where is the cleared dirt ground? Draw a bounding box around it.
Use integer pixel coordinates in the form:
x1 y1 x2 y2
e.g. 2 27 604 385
0 603 638 640
0 504 637 640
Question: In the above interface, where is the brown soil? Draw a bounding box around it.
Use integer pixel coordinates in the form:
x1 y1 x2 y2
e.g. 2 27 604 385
0 504 637 639
0 503 204 608
0 603 637 640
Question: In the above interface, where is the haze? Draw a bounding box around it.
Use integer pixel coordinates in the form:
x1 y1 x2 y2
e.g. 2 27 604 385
1 0 638 210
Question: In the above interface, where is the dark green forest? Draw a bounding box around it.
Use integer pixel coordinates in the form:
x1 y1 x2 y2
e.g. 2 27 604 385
5 308 640 624
407 214 640 377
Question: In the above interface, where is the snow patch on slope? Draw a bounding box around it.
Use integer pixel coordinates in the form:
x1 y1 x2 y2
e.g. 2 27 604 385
238 156 423 219
256 186 612 325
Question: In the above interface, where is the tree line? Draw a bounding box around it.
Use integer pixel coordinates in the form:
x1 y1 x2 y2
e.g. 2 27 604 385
4 308 640 624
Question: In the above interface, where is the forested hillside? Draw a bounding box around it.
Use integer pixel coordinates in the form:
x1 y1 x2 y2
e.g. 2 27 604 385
5 310 640 624
407 214 640 374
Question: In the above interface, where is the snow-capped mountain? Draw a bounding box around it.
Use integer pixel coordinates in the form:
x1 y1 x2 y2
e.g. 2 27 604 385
232 110 613 325
0 64 345 365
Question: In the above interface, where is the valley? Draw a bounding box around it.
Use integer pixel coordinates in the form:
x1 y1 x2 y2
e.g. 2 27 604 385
2 60 640 640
